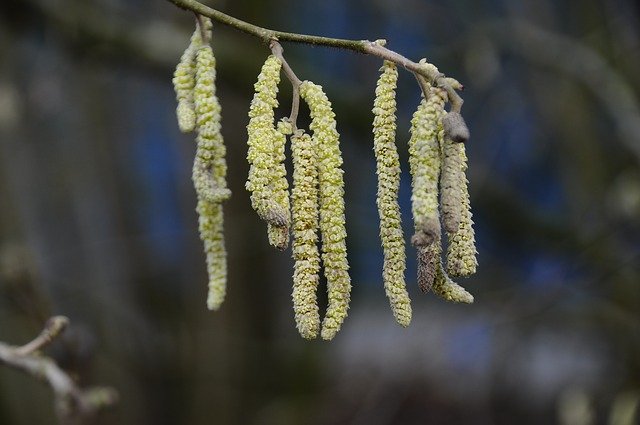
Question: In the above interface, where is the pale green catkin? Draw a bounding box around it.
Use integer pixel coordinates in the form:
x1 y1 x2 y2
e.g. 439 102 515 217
372 61 411 327
172 18 212 133
193 43 229 310
290 129 321 339
266 119 293 250
440 134 465 234
193 45 230 203
443 123 477 277
432 239 474 304
408 88 447 246
246 55 291 233
300 81 351 341
197 200 227 310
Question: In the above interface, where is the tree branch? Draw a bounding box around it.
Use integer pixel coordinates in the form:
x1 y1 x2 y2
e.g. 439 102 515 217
0 316 118 425
167 0 464 111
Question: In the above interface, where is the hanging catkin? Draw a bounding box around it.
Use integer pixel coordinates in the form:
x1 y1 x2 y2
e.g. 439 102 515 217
441 122 477 277
193 40 229 310
439 113 470 234
290 129 321 339
266 119 293 250
431 242 474 304
300 81 351 341
408 87 447 292
173 18 212 133
372 61 411 327
246 55 291 249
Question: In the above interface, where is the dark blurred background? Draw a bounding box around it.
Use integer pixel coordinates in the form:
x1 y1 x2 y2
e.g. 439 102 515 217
1 0 639 424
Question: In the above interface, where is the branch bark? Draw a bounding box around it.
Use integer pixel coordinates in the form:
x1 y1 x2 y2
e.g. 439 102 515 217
167 0 464 112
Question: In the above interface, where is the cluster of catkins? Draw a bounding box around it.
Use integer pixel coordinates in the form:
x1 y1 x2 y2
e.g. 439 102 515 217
173 19 477 340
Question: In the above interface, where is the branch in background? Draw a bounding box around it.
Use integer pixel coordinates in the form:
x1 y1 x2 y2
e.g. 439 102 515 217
167 0 465 112
484 20 640 163
0 316 117 425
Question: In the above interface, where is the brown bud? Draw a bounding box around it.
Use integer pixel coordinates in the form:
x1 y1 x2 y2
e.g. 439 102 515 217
417 245 437 293
443 112 470 143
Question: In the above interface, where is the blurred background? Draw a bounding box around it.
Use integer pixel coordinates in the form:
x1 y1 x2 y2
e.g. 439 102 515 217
1 0 639 424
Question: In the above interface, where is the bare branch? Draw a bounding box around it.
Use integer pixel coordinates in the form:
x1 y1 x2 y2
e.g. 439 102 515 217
0 317 118 425
14 316 69 356
167 0 464 112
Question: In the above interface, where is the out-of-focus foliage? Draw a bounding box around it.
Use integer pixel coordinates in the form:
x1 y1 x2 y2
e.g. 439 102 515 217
0 0 639 424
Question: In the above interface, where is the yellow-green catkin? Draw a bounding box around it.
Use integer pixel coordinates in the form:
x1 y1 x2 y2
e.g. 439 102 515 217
193 45 230 203
442 117 477 277
408 87 447 292
372 61 411 327
290 129 321 339
300 81 351 341
266 119 293 250
408 88 447 245
193 42 229 311
172 18 212 133
197 200 227 310
246 56 291 247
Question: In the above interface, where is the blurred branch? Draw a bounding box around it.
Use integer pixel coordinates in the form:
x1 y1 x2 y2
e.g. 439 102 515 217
20 0 187 68
486 20 640 163
0 316 117 425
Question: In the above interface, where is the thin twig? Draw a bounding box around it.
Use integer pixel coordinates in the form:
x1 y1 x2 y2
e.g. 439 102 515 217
414 73 433 101
168 0 464 111
270 41 301 128
14 316 69 356
194 12 208 43
0 317 118 424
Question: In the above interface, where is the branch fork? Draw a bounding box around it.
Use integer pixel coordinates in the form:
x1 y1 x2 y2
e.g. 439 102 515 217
0 316 118 424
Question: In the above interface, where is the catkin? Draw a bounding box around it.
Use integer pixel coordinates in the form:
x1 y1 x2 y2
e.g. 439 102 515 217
432 240 474 304
408 87 447 292
443 123 477 277
290 129 321 339
193 42 229 310
173 18 212 133
372 61 411 327
246 55 292 247
266 119 293 250
408 88 447 244
197 200 227 310
440 132 466 234
300 81 351 341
